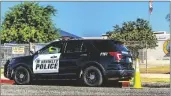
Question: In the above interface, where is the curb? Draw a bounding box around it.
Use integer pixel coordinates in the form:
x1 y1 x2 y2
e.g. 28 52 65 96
0 79 15 84
130 82 170 88
142 82 170 88
129 82 170 88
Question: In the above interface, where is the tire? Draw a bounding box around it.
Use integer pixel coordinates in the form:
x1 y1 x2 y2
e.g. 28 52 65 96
13 66 31 85
82 66 103 87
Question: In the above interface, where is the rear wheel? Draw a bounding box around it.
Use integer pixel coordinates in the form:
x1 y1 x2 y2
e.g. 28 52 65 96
82 66 103 87
14 66 31 85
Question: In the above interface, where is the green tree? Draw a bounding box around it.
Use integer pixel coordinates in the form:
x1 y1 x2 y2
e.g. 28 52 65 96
107 18 158 57
1 2 60 44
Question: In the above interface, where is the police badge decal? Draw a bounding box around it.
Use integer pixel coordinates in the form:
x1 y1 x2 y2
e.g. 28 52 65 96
163 39 170 57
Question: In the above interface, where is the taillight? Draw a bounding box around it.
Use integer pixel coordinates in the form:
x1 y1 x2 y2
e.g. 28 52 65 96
109 52 122 62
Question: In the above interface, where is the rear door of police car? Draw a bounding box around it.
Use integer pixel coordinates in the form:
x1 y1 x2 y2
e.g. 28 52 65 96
59 40 88 75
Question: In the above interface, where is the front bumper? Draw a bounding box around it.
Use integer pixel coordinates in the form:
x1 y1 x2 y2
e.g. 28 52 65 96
4 60 13 79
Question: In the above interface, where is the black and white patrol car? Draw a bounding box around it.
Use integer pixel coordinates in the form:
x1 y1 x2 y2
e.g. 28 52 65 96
4 39 134 86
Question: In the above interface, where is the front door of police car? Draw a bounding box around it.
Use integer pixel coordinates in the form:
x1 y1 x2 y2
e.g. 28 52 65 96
33 42 62 74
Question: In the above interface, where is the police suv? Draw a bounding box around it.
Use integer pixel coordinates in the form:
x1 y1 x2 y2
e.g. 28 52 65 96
4 39 134 86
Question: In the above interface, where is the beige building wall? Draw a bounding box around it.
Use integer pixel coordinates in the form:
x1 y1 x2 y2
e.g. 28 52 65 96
145 31 170 65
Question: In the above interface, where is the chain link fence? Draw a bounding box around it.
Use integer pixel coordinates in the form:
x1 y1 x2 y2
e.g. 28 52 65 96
0 43 47 67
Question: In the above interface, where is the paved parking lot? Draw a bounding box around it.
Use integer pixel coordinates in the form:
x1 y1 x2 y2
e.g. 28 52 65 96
1 80 170 96
1 85 170 96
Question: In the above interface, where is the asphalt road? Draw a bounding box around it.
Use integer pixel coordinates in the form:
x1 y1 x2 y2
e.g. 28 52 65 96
1 80 170 96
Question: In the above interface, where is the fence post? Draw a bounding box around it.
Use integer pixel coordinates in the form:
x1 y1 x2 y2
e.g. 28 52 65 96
145 41 148 73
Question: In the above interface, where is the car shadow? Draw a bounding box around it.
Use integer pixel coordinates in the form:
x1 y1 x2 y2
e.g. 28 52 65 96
29 80 122 88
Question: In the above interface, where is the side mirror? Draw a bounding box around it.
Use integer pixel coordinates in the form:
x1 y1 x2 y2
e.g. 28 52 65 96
30 51 34 55
33 50 40 56
37 50 40 54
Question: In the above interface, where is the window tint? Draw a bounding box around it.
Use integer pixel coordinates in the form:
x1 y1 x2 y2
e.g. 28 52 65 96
39 42 62 54
92 40 116 52
65 41 82 53
115 44 128 52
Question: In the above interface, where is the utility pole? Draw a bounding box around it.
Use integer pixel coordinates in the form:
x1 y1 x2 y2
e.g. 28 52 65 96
145 41 148 73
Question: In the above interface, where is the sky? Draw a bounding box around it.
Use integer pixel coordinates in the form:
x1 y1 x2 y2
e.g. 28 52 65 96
1 1 170 37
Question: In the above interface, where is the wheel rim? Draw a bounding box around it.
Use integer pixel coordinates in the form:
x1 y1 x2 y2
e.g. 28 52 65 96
15 69 28 84
85 70 99 85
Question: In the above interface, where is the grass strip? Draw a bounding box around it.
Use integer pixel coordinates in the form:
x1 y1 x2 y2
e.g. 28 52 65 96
141 78 170 83
140 65 170 73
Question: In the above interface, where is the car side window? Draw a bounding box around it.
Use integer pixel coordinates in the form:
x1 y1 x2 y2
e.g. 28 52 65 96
65 41 82 53
93 40 116 52
39 42 62 54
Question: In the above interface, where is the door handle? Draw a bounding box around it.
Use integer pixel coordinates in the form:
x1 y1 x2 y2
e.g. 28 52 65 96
80 54 87 56
50 56 57 58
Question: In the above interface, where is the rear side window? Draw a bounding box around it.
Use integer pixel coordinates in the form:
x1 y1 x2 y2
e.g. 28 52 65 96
115 44 128 52
92 40 116 52
65 41 82 53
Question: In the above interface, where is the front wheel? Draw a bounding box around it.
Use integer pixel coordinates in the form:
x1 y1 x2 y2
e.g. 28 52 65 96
82 66 103 87
14 66 31 85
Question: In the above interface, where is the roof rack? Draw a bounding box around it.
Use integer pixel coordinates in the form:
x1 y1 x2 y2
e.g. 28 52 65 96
53 37 112 41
